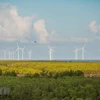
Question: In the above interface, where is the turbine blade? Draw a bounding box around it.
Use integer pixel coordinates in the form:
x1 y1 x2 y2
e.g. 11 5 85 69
23 46 25 50
15 48 18 52
48 45 50 48
16 43 19 48
82 43 86 48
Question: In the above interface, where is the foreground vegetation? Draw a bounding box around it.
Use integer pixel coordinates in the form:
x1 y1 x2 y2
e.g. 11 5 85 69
0 61 100 100
0 76 100 100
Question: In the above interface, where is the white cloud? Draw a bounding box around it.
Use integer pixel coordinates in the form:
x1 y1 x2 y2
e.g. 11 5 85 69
89 21 100 33
34 20 49 43
0 3 92 44
48 36 90 43
0 3 35 42
33 20 90 44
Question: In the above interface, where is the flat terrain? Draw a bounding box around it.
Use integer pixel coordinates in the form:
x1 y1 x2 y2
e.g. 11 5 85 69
0 76 100 100
0 61 100 76
0 61 100 100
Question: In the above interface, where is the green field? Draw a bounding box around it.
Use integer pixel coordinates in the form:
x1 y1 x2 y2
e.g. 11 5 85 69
0 76 100 100
0 61 100 100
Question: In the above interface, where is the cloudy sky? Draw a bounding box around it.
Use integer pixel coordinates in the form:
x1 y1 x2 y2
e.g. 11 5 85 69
0 0 100 60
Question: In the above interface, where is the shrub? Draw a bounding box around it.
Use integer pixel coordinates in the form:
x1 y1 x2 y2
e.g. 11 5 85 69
33 73 40 77
4 71 17 76
75 70 84 76
57 70 84 77
0 69 2 76
25 74 33 78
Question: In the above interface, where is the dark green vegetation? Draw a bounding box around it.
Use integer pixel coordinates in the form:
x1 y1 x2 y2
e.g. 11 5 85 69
26 70 84 78
0 68 84 77
0 69 17 76
0 76 100 100
0 61 100 100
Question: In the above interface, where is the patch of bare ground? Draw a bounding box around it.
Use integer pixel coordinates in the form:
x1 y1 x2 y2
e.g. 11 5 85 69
84 73 100 77
17 74 25 77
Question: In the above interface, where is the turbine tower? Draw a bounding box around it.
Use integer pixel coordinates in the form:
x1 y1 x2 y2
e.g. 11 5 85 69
20 47 25 60
7 50 12 60
15 43 20 60
73 48 79 60
51 48 55 60
81 43 86 60
2 49 8 60
48 45 54 60
15 43 25 60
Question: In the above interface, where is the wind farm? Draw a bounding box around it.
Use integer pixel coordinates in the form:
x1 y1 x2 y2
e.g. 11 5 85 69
0 42 99 61
0 0 100 100
0 42 91 61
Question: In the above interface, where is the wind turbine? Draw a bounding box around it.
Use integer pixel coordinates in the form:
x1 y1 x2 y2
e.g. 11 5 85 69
51 48 55 60
20 47 25 60
48 46 52 60
48 45 55 60
15 43 20 60
2 49 8 60
15 43 26 60
73 48 79 60
81 43 86 60
15 43 25 60
7 50 12 60
28 49 32 60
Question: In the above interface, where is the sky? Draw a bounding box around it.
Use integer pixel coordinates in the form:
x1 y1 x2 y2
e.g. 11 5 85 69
0 0 100 60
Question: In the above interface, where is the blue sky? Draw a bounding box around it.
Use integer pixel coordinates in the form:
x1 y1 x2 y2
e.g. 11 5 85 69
0 0 100 60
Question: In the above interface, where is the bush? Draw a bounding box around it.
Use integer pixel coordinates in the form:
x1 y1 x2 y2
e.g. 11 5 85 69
21 70 84 78
33 73 40 77
0 69 2 76
75 70 84 76
55 70 84 77
4 71 17 76
0 76 100 100
25 74 33 78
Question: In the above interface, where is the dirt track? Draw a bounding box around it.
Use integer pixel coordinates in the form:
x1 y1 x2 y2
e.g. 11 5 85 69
84 73 100 77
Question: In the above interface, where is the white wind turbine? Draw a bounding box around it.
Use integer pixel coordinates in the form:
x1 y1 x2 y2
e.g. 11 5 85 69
20 47 25 60
28 49 32 60
48 45 55 60
15 43 20 60
15 43 25 60
2 49 8 60
51 48 55 60
81 43 86 60
73 48 79 60
7 50 12 60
